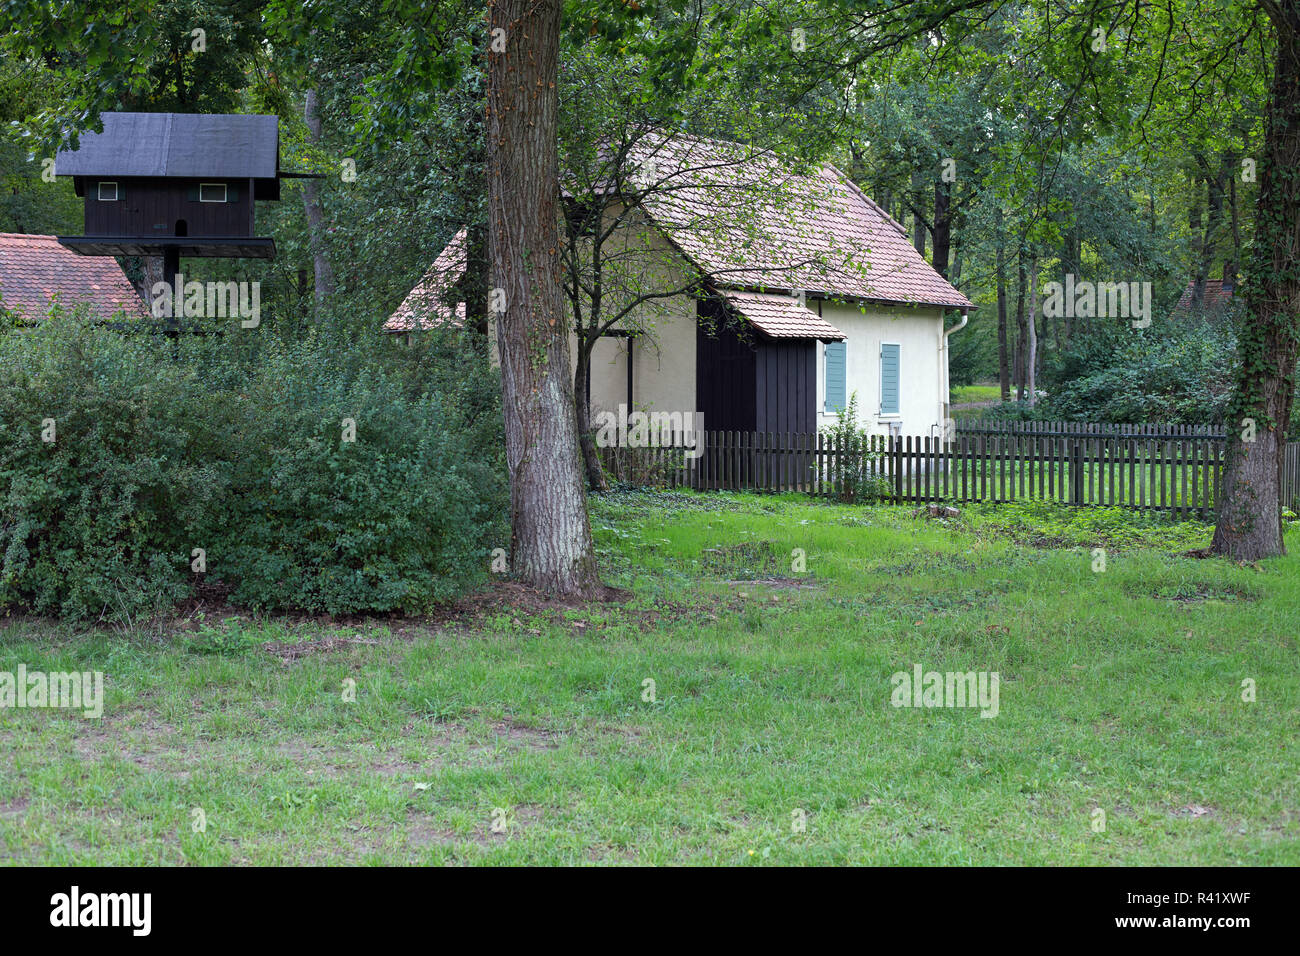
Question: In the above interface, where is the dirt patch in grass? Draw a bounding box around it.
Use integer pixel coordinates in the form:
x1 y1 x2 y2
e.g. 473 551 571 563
447 581 632 617
403 814 459 849
264 634 381 664
490 719 561 750
724 576 821 591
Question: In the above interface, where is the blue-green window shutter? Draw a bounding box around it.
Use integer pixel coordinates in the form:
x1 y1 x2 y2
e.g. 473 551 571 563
824 341 846 413
880 343 900 414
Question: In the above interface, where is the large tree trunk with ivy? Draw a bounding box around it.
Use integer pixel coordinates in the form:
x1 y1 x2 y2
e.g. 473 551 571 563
487 0 602 594
1212 3 1300 560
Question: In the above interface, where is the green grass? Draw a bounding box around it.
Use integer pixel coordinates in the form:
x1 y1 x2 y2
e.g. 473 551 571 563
950 383 1003 404
1 491 1297 865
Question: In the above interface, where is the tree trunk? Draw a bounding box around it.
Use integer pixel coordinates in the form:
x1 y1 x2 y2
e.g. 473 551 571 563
1189 165 1207 308
911 168 927 256
1227 172 1241 287
303 90 336 305
932 178 951 278
996 217 1010 402
1014 250 1027 401
1211 5 1300 560
487 0 601 594
574 339 609 493
1027 257 1038 407
1200 155 1228 300
464 222 490 336
462 47 491 351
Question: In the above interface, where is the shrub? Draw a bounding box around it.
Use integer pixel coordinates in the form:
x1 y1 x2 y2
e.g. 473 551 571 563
817 393 891 503
1039 315 1238 424
0 317 506 621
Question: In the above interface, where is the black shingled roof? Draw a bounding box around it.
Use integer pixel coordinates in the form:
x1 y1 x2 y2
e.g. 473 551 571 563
55 113 279 180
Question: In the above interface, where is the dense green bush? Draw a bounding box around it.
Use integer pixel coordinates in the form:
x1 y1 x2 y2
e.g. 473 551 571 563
0 317 505 621
1038 314 1238 424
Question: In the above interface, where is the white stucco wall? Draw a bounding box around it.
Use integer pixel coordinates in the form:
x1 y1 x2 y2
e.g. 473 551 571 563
568 211 698 421
814 300 948 439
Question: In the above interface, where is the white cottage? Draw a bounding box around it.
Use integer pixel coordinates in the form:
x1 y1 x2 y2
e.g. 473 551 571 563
385 135 971 439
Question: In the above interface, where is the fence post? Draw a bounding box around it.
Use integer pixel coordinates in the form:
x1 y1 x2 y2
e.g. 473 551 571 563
1070 440 1083 505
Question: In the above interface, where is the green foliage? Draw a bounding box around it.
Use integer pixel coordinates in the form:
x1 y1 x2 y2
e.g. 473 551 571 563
964 499 1213 552
1039 315 1239 424
817 392 891 503
0 316 506 621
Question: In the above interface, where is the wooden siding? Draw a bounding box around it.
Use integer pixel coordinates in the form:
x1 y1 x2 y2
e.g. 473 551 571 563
695 297 756 432
82 177 253 238
755 339 816 433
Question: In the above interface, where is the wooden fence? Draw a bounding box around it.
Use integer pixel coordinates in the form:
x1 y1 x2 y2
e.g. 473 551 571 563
599 425 1300 517
957 419 1226 440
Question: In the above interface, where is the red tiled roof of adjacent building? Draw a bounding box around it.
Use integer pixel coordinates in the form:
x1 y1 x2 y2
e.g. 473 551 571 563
1173 279 1236 314
0 233 145 321
382 227 468 332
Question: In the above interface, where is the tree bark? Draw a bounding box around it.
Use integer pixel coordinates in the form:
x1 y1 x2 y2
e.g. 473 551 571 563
1189 164 1206 309
462 46 491 352
487 0 601 594
1027 256 1039 407
1014 249 1027 401
303 90 336 305
1227 172 1241 287
932 178 951 278
995 209 1010 402
911 168 927 256
1211 3 1300 560
1199 154 1228 301
574 334 609 492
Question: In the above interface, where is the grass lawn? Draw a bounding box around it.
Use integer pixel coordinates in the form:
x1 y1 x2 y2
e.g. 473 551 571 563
950 383 1004 404
1 492 1296 865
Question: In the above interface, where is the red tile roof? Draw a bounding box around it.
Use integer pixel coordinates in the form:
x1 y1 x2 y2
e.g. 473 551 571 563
386 135 971 334
722 291 845 340
0 233 144 321
1173 279 1235 314
382 227 467 332
636 135 972 310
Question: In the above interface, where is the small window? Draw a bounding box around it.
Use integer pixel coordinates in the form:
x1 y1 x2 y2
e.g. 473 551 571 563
824 340 846 413
198 183 227 203
97 182 118 201
880 342 901 415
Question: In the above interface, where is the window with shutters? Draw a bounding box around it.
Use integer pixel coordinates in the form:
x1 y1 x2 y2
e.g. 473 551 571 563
199 183 228 203
879 343 900 415
823 340 846 413
97 182 118 201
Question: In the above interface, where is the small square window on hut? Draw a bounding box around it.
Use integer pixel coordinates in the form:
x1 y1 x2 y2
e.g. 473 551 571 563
97 181 118 201
199 183 228 203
